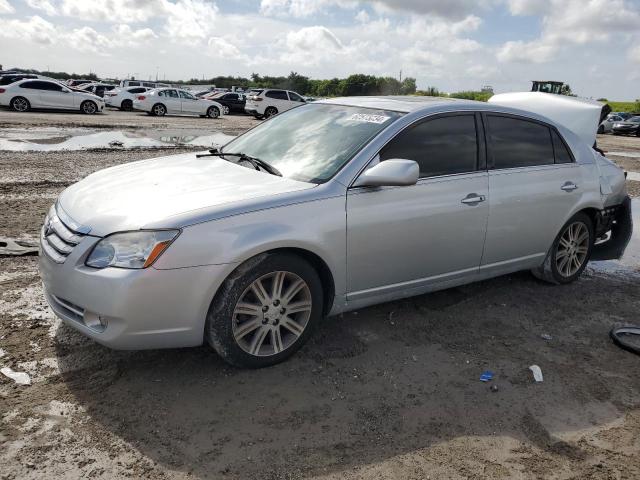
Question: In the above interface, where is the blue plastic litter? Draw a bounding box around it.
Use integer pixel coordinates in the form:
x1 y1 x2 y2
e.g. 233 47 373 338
480 371 494 382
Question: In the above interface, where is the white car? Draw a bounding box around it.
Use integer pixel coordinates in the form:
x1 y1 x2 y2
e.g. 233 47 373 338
104 86 150 111
132 88 225 118
244 88 306 118
598 114 624 134
78 82 118 98
0 78 105 114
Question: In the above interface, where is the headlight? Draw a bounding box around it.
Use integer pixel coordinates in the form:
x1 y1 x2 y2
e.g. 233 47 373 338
86 230 180 269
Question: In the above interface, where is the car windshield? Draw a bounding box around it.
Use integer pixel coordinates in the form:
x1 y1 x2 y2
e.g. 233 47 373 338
222 103 403 183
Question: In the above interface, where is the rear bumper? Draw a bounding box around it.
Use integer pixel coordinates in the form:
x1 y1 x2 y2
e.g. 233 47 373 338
39 235 233 350
592 196 633 261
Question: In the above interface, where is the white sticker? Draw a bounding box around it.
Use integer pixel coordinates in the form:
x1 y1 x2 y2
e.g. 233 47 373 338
348 113 391 124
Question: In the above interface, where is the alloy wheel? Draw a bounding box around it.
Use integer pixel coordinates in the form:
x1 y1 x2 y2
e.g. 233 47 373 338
555 221 589 277
232 271 312 357
12 98 28 112
82 101 96 114
153 104 166 116
222 106 230 115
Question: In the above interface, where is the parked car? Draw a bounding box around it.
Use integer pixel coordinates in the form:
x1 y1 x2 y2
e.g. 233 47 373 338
598 114 625 133
0 79 105 114
104 86 150 110
39 96 631 368
132 87 225 118
204 92 246 114
0 74 38 85
612 116 640 136
120 79 171 89
244 88 306 118
67 79 94 88
609 111 631 120
78 82 118 98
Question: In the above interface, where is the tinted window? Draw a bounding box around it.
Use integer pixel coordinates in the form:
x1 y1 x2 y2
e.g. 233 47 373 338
380 115 478 178
487 115 554 169
178 91 195 99
128 81 141 86
20 80 63 91
288 92 304 102
265 90 288 100
551 130 573 164
128 88 146 94
224 93 238 100
160 89 178 98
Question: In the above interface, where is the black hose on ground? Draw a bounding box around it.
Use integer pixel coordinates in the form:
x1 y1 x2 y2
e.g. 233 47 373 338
610 326 640 356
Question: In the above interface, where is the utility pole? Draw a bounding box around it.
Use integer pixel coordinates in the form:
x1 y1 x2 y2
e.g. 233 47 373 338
399 69 402 83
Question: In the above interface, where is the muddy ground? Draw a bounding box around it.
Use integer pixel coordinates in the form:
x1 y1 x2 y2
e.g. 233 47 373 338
1 108 639 480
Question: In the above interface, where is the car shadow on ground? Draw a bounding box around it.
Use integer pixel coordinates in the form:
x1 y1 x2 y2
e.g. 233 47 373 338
55 270 640 478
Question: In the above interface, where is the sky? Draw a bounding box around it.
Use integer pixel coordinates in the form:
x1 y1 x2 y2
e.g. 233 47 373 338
0 0 639 100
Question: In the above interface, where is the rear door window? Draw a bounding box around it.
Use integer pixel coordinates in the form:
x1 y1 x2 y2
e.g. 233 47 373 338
127 88 146 94
288 92 305 102
487 115 554 169
380 114 479 178
265 90 288 100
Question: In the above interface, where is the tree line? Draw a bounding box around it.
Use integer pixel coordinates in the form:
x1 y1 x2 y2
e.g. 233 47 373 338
8 67 494 100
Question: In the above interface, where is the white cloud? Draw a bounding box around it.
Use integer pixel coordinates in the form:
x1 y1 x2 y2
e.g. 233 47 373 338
113 24 158 43
66 26 113 52
260 0 356 18
498 0 640 64
25 0 57 15
0 15 57 44
59 0 165 22
372 0 490 19
496 40 556 63
207 37 247 60
0 0 14 14
630 45 640 64
164 0 219 43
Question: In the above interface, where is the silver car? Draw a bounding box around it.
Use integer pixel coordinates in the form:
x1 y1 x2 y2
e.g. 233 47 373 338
39 97 632 367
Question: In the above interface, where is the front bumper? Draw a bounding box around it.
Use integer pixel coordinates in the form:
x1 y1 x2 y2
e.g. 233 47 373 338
39 233 234 350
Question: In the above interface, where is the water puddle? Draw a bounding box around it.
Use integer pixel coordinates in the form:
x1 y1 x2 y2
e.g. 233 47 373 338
589 198 639 277
0 127 235 151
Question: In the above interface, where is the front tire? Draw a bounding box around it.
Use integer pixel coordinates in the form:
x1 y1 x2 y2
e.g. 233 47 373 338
532 212 594 284
10 96 30 112
206 253 323 368
222 105 230 115
206 106 220 118
80 100 98 115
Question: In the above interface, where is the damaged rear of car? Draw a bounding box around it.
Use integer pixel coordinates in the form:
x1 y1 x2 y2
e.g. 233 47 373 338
489 91 632 267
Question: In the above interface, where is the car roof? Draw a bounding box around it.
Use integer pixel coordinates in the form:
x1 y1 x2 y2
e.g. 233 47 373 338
316 95 478 113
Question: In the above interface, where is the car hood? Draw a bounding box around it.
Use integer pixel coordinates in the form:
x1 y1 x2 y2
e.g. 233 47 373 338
58 151 315 236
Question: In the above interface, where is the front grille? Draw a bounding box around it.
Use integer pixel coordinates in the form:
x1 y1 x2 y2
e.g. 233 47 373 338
40 205 86 264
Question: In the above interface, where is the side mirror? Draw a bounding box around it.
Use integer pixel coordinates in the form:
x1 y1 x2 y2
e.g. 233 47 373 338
353 159 419 187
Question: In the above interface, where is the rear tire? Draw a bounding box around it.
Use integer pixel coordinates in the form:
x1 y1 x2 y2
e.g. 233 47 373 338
531 212 594 284
152 103 166 116
121 99 133 111
264 106 278 118
206 253 323 368
10 97 30 112
80 100 98 115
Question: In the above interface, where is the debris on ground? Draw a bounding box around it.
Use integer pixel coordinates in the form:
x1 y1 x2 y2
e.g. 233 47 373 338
480 370 494 382
490 384 499 392
0 237 39 256
541 333 553 341
529 365 544 382
610 325 640 355
1 366 31 385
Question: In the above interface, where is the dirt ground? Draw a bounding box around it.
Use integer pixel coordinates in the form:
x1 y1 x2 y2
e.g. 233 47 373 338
1 108 639 480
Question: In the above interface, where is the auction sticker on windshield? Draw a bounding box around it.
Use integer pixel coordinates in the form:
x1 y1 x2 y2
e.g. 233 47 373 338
348 113 391 124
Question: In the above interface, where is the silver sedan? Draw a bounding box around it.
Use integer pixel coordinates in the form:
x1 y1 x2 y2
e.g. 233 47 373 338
39 97 632 367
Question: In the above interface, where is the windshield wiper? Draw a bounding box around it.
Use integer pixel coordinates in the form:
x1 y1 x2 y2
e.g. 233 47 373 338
196 150 282 177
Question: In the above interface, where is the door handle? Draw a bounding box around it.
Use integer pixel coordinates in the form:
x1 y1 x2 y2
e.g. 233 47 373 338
561 181 578 192
461 193 486 205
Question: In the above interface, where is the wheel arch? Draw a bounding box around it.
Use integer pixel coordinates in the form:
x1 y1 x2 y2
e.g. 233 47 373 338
217 246 336 317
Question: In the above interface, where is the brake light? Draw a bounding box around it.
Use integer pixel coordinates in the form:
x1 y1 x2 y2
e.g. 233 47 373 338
137 95 146 100
0 88 5 93
253 97 263 101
